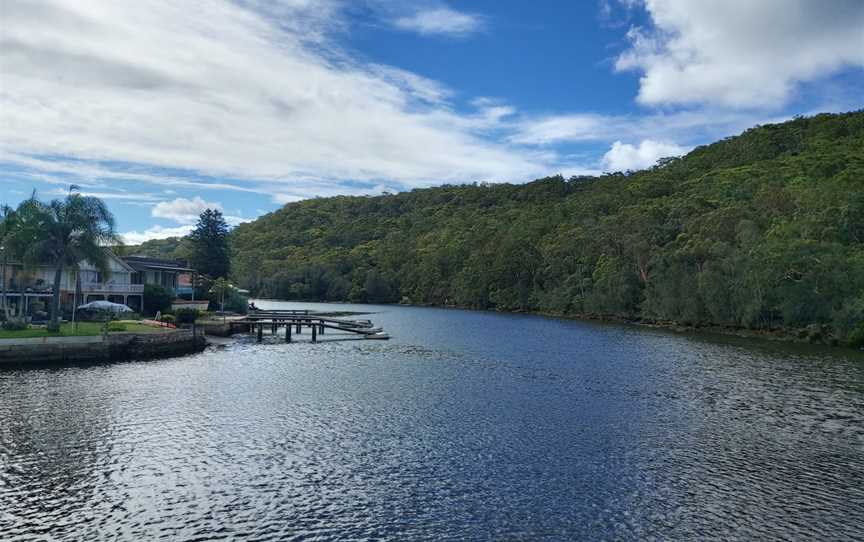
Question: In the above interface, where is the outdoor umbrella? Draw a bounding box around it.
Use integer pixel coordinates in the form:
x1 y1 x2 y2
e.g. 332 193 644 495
76 300 134 313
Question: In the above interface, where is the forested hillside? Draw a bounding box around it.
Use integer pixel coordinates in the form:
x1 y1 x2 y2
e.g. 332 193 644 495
230 111 864 344
123 237 191 260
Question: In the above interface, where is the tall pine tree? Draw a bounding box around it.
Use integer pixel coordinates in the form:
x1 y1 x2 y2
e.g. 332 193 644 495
189 209 231 279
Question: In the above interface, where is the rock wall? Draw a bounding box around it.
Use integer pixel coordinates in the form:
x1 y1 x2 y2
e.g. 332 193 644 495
0 330 207 366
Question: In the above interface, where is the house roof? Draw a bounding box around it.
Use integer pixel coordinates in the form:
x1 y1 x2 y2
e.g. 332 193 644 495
2 249 136 272
123 256 194 273
107 250 136 272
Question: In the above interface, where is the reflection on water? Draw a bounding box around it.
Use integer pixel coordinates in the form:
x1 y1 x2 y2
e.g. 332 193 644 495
2 301 863 540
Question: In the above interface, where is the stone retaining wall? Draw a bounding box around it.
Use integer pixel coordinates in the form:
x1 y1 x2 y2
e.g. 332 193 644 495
0 330 207 366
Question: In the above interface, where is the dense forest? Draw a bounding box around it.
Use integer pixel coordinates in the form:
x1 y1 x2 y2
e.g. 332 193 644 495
144 112 864 345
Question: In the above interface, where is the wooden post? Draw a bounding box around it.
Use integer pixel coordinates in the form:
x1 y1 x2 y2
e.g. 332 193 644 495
271 321 277 334
319 321 324 334
296 322 301 334
312 322 317 343
257 324 263 342
285 324 292 343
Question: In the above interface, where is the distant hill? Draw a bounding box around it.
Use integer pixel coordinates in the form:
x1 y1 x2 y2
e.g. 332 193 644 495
228 111 864 345
122 236 191 261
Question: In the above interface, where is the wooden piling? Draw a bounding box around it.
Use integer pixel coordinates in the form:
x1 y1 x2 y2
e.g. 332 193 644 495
238 310 388 342
257 324 263 342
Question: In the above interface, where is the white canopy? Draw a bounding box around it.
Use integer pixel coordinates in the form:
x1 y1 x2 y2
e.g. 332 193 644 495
76 300 134 313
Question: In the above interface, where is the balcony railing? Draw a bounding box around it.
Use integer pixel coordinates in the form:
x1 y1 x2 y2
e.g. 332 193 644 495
0 282 144 294
81 283 145 294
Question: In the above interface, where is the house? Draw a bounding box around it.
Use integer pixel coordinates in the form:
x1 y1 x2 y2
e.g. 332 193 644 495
0 250 145 315
123 256 195 298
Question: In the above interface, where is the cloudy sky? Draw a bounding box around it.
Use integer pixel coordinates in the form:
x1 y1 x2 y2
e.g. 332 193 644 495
1 0 862 243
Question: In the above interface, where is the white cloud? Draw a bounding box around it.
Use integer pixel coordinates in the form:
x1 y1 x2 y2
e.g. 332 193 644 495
392 7 483 36
616 0 864 107
44 188 163 202
510 114 610 145
509 109 783 147
0 152 268 195
121 225 194 245
602 139 687 172
123 209 250 244
0 0 542 198
368 64 453 104
152 196 222 224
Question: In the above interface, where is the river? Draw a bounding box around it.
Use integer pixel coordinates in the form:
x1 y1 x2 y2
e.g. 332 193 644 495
1 300 863 540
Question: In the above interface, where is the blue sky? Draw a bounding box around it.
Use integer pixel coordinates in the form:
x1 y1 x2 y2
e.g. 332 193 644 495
1 0 863 243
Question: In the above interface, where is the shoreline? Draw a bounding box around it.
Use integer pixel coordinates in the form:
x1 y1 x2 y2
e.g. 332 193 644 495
0 328 207 367
252 298 862 351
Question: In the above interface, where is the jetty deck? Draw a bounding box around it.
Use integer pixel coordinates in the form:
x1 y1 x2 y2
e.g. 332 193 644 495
233 310 389 342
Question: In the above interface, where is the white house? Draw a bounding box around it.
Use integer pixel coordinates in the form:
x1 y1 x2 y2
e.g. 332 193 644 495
0 250 145 316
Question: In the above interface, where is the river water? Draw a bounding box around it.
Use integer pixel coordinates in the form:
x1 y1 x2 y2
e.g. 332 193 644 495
1 300 863 540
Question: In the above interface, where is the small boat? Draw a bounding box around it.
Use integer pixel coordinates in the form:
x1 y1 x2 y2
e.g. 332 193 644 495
364 332 390 340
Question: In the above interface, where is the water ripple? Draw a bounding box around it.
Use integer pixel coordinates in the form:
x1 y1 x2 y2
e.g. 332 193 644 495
2 302 863 540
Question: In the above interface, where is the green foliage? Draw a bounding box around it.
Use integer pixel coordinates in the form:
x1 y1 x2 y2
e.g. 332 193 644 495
221 111 864 339
143 284 173 316
124 236 192 260
848 325 864 349
107 322 127 332
2 319 28 331
173 308 201 325
223 290 249 314
189 209 231 280
209 278 248 314
12 191 119 331
160 314 176 325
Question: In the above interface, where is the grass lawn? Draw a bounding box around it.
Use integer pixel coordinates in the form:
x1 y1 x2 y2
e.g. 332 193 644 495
0 321 169 339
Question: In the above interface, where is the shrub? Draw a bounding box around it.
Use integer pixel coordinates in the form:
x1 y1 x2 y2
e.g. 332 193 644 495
161 314 176 325
1 320 28 331
848 323 864 349
107 322 127 332
143 284 173 316
174 308 200 325
224 291 249 315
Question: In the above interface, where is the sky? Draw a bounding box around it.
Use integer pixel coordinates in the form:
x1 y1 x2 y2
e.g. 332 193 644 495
1 0 863 244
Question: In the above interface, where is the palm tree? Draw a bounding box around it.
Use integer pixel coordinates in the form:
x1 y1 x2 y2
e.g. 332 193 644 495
24 193 119 332
0 205 19 320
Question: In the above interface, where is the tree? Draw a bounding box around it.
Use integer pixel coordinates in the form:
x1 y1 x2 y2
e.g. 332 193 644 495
2 197 45 322
221 111 864 342
0 205 20 320
143 284 173 316
210 277 229 316
209 278 248 317
189 209 231 280
23 193 118 331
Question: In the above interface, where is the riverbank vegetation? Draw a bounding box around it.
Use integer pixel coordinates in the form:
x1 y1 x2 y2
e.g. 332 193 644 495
223 112 864 346
133 210 247 316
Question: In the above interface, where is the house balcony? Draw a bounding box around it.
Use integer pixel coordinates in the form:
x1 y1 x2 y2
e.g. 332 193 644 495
81 283 145 294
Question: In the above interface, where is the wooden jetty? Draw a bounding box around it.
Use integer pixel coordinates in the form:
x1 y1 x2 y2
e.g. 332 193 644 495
232 310 389 342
